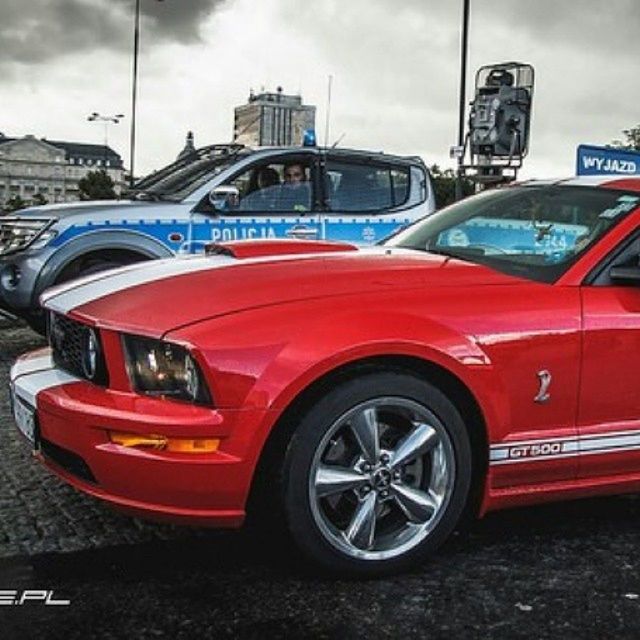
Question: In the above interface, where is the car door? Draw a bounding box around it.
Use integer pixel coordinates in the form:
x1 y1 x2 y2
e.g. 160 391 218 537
320 154 419 245
578 223 640 479
188 151 321 250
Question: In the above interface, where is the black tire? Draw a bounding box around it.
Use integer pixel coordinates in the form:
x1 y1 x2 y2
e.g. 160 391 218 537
73 258 123 279
24 309 47 335
27 259 125 336
280 371 472 576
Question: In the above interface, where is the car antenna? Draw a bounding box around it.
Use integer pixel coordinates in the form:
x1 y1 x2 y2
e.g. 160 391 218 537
331 133 346 148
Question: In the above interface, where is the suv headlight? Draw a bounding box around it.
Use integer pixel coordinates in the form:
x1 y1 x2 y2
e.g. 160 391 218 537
122 335 212 405
0 218 55 255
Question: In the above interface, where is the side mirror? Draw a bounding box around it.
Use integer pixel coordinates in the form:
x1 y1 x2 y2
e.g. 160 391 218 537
209 185 240 211
610 265 640 284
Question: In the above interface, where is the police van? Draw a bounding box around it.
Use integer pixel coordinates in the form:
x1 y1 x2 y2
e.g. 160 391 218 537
0 144 435 331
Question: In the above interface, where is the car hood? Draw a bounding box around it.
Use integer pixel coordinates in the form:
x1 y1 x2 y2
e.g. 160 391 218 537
41 243 524 338
6 200 168 221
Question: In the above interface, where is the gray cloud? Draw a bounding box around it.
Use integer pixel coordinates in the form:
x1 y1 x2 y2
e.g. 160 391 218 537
271 0 640 169
476 0 640 57
0 0 228 66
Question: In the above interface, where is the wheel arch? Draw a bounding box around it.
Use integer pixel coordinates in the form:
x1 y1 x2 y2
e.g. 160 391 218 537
247 353 489 522
33 229 172 303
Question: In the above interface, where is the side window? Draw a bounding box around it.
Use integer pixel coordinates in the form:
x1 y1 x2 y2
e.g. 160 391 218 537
326 160 410 213
222 159 313 214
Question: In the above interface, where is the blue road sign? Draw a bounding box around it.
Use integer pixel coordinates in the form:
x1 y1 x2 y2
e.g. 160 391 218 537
577 144 640 176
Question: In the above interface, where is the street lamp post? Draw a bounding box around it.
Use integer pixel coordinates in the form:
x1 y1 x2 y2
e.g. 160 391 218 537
130 0 141 188
87 112 124 168
130 0 164 188
454 0 471 201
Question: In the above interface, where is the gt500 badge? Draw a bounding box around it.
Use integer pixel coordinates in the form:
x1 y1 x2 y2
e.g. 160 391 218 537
508 442 562 459
490 437 577 465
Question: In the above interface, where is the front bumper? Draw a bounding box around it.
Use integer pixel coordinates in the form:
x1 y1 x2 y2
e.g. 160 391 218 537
9 348 268 527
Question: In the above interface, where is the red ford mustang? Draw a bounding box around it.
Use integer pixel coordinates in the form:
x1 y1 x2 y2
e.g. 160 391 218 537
9 176 640 574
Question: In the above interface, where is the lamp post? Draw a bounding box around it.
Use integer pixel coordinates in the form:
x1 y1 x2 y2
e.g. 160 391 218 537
87 112 124 168
454 0 471 201
130 0 164 188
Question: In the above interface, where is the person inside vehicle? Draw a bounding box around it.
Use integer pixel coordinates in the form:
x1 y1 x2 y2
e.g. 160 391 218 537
239 166 281 211
258 166 280 190
278 161 311 211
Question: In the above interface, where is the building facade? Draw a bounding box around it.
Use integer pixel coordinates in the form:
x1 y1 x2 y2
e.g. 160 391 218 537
0 134 125 207
233 88 316 147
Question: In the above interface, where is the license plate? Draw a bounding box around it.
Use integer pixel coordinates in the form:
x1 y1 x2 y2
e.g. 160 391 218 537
10 387 37 447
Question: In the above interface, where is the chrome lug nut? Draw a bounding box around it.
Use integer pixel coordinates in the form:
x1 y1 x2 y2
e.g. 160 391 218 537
380 453 390 464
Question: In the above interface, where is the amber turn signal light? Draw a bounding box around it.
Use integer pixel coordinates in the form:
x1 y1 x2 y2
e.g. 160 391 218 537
109 431 219 453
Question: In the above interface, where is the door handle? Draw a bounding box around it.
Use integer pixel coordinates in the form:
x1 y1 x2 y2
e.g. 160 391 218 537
286 225 318 239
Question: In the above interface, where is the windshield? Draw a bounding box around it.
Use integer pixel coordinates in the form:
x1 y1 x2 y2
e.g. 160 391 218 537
125 145 249 202
384 185 640 283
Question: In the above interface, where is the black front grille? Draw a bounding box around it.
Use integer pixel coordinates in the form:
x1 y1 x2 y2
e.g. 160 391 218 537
49 312 109 386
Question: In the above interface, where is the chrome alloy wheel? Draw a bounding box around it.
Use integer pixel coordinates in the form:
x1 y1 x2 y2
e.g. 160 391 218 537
308 397 456 561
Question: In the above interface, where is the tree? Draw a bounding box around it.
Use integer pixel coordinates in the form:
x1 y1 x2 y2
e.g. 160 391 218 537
78 169 116 201
610 125 640 151
31 193 48 207
4 195 28 212
429 164 475 208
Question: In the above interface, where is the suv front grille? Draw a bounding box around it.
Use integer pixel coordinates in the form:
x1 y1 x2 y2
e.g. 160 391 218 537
49 312 109 386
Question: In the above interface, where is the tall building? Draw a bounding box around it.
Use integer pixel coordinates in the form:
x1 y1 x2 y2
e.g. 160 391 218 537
0 133 125 206
233 87 316 147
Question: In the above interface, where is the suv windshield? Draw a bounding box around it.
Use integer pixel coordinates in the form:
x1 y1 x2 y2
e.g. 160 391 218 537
384 185 640 283
125 144 249 202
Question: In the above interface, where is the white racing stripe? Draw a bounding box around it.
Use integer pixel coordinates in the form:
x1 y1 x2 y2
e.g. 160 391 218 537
11 366 81 407
490 429 640 465
41 247 382 315
9 351 54 380
42 254 236 314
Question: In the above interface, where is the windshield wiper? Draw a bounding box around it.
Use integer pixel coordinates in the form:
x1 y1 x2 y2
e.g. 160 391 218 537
125 190 168 202
425 246 487 261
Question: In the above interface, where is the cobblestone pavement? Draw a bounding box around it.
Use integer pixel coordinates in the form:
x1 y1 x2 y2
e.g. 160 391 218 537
0 322 209 559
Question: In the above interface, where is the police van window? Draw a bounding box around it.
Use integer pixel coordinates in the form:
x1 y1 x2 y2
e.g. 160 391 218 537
326 161 410 213
223 161 312 213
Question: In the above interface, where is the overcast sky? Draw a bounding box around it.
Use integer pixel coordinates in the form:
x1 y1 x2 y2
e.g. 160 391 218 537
0 0 638 178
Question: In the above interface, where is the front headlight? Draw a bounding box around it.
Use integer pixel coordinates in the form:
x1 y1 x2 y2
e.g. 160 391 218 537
0 218 55 255
122 335 213 405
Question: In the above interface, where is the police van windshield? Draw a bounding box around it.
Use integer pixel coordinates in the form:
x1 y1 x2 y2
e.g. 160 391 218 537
383 185 640 283
127 146 247 201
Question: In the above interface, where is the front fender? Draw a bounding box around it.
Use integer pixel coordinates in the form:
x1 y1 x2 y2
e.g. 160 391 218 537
169 302 509 462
